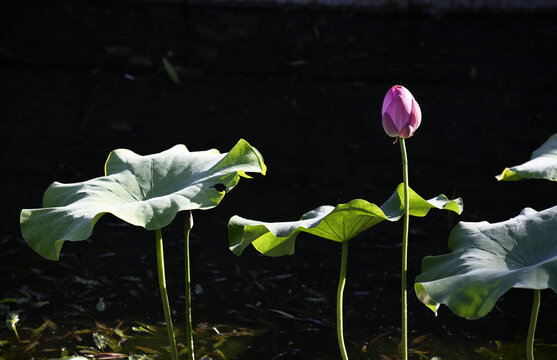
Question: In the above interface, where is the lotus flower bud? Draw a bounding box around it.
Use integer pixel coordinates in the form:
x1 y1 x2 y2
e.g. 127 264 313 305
381 85 422 139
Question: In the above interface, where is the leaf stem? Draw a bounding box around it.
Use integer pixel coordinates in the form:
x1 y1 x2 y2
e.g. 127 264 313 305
337 241 350 360
399 137 409 360
185 211 195 360
155 228 179 360
527 289 540 360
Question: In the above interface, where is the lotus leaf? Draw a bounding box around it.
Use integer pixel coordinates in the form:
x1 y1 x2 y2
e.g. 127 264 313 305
415 205 557 320
229 184 463 257
497 133 557 181
20 139 266 260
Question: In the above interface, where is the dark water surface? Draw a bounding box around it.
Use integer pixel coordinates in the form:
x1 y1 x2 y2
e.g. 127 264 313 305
1 2 557 359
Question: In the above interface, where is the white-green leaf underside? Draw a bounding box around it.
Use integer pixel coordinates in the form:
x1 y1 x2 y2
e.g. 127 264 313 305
497 133 557 181
20 139 266 260
415 205 557 320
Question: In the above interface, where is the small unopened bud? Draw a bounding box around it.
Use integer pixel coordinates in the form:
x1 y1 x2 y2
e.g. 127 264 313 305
381 85 422 139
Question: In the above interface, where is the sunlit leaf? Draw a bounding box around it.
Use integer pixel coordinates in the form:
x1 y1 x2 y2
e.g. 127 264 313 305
113 328 126 338
93 331 108 350
6 312 20 341
20 139 266 260
229 184 462 257
129 355 156 360
132 323 158 335
163 58 181 86
415 205 557 319
497 133 557 181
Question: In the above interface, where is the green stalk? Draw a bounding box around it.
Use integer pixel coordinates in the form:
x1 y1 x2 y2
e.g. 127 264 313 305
155 228 179 360
337 241 350 360
185 211 195 360
527 289 541 360
399 138 410 360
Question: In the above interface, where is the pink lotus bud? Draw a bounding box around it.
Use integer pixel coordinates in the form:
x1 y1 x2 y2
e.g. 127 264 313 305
381 85 422 139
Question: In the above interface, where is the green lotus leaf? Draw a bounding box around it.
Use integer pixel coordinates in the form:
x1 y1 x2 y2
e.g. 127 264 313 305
228 184 463 257
497 133 557 181
20 139 266 260
415 205 557 320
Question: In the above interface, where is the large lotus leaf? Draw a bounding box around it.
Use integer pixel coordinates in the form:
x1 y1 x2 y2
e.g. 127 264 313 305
497 133 557 181
415 205 557 320
228 184 463 257
20 139 266 260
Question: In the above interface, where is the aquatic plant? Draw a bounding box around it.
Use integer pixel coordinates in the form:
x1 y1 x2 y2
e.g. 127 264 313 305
228 184 462 360
416 133 557 360
497 133 557 182
20 139 266 360
415 206 557 360
381 84 422 360
0 318 256 360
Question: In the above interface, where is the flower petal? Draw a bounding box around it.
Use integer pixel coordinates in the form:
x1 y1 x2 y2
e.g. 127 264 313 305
382 113 399 137
399 124 414 138
386 96 412 131
409 98 422 129
381 87 396 115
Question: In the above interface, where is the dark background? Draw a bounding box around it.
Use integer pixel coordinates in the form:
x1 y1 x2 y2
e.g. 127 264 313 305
1 1 557 359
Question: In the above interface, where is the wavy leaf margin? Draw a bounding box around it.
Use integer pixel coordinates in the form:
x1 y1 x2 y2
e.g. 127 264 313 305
497 133 557 182
415 205 557 319
228 184 463 257
20 139 266 260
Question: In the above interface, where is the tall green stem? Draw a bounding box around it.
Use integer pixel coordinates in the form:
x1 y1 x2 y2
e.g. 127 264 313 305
399 138 409 360
185 211 195 360
337 241 350 360
527 289 541 360
155 228 179 360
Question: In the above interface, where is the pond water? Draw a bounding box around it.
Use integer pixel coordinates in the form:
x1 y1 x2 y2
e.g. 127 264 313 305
1 3 557 359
